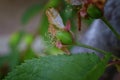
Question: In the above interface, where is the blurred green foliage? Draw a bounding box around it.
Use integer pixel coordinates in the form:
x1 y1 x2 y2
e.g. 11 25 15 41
1 1 71 78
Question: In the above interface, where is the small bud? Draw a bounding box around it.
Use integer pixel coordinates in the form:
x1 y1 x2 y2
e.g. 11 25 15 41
87 4 102 18
64 20 71 31
55 41 63 49
56 30 73 45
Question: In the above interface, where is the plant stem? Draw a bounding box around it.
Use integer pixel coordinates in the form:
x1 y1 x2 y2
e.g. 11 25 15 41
101 17 120 40
74 42 109 55
107 60 120 67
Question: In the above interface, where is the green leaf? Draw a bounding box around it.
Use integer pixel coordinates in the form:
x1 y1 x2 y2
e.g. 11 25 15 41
61 4 75 22
45 0 62 9
4 53 110 80
21 4 43 25
60 3 77 32
38 14 49 36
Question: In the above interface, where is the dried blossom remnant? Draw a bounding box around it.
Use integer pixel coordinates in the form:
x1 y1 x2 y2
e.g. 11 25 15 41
55 41 63 49
48 24 57 37
46 8 65 29
55 41 70 55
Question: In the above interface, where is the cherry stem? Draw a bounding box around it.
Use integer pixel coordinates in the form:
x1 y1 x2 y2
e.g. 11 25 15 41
107 60 120 67
101 17 120 40
74 42 109 55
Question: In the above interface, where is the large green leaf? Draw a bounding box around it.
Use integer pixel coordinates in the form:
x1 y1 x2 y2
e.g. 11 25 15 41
4 53 110 80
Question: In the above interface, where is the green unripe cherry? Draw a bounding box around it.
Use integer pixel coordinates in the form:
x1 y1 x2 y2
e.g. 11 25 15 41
87 5 102 19
56 30 73 45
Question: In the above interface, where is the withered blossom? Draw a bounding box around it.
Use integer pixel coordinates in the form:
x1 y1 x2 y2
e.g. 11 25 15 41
46 8 65 29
